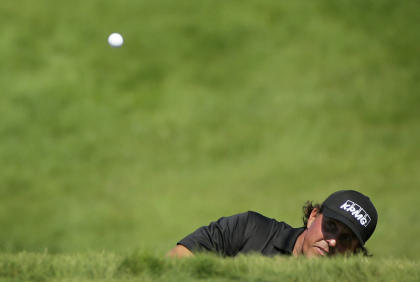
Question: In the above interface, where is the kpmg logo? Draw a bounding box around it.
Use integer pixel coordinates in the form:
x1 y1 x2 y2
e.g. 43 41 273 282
340 200 371 227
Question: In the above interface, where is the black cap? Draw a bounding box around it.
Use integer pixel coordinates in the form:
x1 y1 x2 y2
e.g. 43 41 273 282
321 190 378 246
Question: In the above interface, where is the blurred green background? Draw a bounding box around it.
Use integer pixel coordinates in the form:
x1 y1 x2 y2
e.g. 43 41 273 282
1 0 419 259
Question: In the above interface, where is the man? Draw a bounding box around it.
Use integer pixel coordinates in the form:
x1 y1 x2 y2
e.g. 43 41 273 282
167 190 378 258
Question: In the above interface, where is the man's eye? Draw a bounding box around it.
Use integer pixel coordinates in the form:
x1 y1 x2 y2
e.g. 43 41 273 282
325 221 337 233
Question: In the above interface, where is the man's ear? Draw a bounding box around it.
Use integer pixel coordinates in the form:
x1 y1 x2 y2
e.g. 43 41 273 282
306 208 319 228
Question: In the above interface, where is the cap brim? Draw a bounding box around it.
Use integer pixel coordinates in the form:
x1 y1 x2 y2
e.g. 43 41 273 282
322 206 365 247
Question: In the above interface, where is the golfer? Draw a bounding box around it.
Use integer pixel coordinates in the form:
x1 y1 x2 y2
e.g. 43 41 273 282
167 190 378 258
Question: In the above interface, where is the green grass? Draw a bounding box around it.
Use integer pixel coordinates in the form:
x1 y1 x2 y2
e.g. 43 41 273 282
0 252 419 282
0 0 419 265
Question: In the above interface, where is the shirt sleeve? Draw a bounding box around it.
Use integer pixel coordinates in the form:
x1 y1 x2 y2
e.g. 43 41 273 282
177 211 253 256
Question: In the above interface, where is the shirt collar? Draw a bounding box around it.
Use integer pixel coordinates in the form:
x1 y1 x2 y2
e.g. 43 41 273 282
273 226 305 254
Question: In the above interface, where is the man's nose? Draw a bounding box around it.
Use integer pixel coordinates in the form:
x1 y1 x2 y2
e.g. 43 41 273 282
326 238 337 247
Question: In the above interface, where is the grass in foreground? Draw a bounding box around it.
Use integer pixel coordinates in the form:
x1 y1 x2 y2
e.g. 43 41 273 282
0 251 419 282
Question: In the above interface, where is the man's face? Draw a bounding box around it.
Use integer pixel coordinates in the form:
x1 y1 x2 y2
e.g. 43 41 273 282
302 212 360 257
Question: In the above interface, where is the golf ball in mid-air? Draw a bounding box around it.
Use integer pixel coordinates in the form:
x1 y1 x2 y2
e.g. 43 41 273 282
108 33 123 48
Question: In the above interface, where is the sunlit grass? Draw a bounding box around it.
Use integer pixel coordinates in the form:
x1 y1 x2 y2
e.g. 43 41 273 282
0 252 419 281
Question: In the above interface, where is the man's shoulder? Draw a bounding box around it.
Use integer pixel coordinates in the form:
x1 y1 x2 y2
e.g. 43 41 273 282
244 211 292 228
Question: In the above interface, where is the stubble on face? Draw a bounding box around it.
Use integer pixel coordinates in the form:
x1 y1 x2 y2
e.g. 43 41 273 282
302 213 327 257
293 209 324 257
299 213 359 258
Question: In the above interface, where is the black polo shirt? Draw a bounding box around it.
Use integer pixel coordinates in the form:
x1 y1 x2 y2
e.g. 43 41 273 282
178 211 305 257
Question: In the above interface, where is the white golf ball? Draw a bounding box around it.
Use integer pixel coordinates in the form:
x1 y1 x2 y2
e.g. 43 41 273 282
108 33 124 48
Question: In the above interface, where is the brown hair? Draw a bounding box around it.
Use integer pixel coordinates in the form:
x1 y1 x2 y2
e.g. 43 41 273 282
302 201 321 227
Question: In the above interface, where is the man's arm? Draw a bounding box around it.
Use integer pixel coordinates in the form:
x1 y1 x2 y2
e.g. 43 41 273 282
166 244 194 258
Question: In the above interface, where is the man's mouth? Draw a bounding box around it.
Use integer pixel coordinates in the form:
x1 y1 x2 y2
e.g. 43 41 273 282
315 246 328 256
